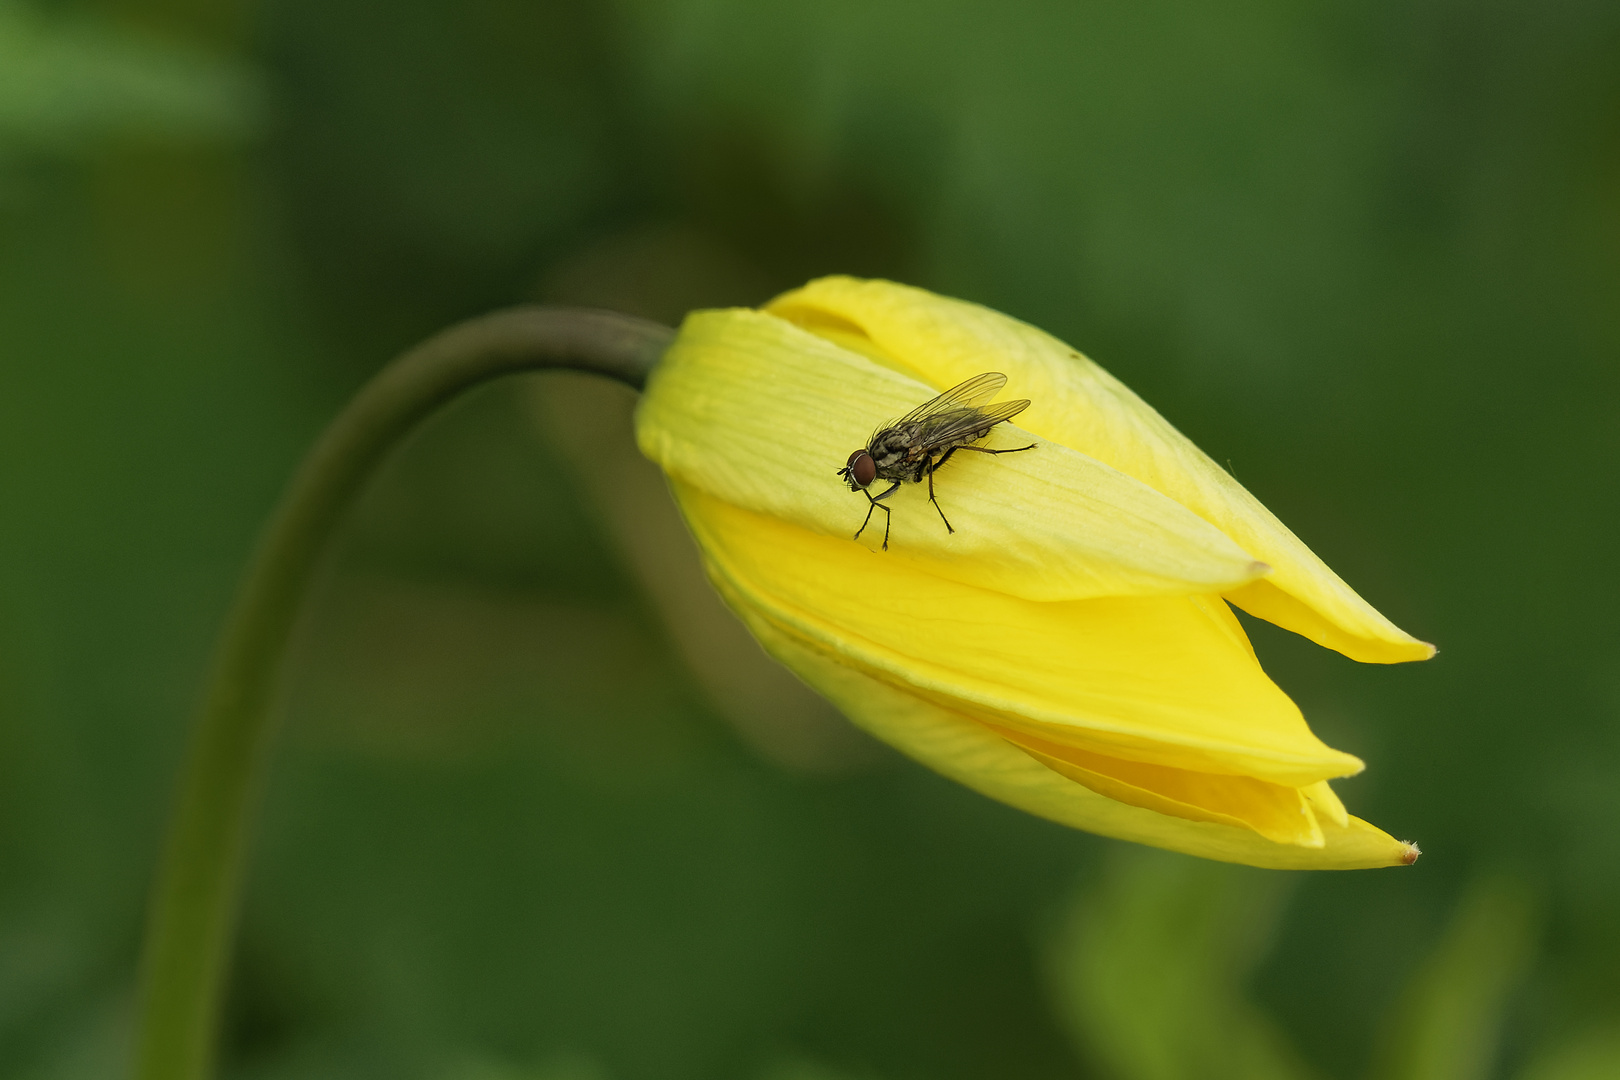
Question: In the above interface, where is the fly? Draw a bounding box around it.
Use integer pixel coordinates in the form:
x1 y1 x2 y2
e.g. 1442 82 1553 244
836 372 1035 550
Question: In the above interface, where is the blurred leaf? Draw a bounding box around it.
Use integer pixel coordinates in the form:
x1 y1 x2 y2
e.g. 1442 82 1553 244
0 0 262 155
443 1051 612 1080
1517 1028 1620 1080
8 995 128 1080
756 1059 884 1080
1370 877 1538 1080
1044 849 1317 1080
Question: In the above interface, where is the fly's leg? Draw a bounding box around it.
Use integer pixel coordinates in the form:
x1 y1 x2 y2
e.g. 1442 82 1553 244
873 481 899 550
924 441 1037 536
855 482 901 550
956 442 1037 456
853 499 878 542
925 448 962 534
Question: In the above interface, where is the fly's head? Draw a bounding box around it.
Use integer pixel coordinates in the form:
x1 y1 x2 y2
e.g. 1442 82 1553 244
838 448 878 491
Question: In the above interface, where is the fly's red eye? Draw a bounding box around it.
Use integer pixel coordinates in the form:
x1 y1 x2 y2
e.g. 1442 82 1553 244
852 452 877 488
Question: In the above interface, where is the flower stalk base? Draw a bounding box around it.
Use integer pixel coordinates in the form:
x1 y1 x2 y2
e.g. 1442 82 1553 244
131 308 672 1080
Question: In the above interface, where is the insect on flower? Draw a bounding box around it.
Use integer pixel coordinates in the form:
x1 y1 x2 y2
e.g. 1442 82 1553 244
837 372 1035 550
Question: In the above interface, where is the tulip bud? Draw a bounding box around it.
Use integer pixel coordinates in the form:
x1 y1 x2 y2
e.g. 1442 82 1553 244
636 277 1429 869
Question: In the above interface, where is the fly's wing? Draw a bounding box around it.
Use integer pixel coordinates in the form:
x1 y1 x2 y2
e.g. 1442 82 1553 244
893 372 1008 426
912 398 1031 451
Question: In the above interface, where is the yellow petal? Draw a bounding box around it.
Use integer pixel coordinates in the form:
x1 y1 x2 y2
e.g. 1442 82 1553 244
676 483 1363 787
636 309 1269 603
732 598 1417 870
1301 778 1351 829
766 277 1435 665
989 723 1325 848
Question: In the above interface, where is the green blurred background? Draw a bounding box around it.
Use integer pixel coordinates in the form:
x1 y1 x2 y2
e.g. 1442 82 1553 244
2 1 1617 1078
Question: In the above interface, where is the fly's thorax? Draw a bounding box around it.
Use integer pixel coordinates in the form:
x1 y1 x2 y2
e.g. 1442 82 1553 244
869 428 913 472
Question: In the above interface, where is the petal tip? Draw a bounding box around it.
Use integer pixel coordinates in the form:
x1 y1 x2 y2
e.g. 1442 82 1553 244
1400 841 1422 865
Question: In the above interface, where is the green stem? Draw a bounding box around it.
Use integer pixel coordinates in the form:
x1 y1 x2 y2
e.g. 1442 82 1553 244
131 307 674 1080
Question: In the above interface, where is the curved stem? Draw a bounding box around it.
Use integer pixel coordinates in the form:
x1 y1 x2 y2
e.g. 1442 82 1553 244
131 307 674 1080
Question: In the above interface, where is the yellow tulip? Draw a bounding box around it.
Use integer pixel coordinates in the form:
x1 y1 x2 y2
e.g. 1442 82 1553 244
635 276 1432 869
